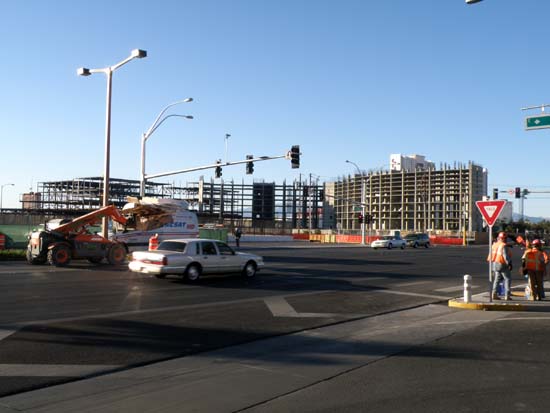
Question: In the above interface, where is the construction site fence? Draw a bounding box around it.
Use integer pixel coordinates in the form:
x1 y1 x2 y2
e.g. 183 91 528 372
295 232 479 246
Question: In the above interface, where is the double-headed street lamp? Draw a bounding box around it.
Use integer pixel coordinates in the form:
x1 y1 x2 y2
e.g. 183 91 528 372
140 98 194 197
346 160 367 245
0 183 14 215
78 48 147 238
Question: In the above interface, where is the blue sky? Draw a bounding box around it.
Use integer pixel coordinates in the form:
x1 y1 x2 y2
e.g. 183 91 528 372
2 0 550 217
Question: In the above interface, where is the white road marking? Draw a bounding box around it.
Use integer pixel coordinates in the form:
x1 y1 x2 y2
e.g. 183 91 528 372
371 289 449 300
395 281 431 287
435 285 479 293
263 296 345 318
0 329 16 341
0 364 120 377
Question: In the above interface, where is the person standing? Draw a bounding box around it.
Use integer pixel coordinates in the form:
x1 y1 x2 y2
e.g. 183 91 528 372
234 227 242 247
488 232 513 301
521 239 546 301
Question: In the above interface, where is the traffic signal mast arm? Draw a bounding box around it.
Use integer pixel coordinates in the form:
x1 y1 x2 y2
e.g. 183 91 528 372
145 152 294 180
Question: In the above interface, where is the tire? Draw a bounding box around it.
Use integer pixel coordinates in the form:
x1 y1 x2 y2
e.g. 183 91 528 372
387 243 393 250
425 242 430 248
87 257 103 264
107 244 126 265
242 261 257 278
185 264 202 282
413 242 419 248
400 243 405 249
47 245 72 267
26 249 46 265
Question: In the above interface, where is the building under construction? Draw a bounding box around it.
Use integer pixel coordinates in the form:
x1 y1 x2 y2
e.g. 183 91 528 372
17 177 326 233
332 160 487 234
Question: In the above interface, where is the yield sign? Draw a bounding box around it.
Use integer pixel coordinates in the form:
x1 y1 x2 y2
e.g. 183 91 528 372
475 200 507 227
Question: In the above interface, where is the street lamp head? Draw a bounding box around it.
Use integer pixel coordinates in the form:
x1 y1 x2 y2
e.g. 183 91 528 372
183 98 193 103
131 49 147 59
184 115 194 119
77 67 91 76
465 0 483 4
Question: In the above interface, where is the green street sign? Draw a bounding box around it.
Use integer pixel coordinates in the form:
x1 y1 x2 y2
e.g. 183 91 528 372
353 206 362 212
525 114 550 130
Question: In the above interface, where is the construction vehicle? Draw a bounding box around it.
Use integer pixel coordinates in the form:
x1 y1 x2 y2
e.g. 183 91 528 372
27 205 128 267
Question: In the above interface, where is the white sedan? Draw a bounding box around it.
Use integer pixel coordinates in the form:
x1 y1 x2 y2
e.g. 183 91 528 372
129 238 264 282
370 236 407 250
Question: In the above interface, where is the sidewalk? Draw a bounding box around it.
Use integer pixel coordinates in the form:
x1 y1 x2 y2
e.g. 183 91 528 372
449 282 550 311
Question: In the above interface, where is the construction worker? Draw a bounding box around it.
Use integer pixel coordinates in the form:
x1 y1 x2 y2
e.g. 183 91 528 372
541 244 549 299
521 239 546 301
488 232 513 300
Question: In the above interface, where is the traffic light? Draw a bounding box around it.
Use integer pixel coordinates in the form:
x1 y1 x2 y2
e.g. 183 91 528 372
290 145 300 169
365 214 372 224
318 189 324 199
303 186 308 196
246 155 254 175
215 165 222 178
515 187 521 199
493 188 498 199
358 214 363 224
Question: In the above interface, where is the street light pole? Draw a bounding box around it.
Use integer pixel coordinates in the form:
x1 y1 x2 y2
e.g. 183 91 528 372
78 48 147 238
346 160 366 245
0 183 15 215
140 98 194 197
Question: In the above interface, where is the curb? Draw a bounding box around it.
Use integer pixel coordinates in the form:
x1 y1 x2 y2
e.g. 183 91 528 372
448 298 526 311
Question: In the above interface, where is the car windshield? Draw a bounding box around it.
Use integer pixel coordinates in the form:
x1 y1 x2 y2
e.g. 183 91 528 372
381 236 393 240
157 241 187 252
405 234 417 240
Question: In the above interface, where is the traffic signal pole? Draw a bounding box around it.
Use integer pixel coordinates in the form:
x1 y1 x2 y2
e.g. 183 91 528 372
145 153 291 181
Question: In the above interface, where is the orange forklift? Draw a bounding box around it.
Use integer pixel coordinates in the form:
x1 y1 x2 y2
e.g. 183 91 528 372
27 205 128 267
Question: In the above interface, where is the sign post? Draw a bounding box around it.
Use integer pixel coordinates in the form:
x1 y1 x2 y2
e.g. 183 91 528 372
476 200 507 303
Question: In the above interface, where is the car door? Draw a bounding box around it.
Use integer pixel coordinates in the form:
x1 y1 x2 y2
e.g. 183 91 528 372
199 241 223 274
215 241 241 272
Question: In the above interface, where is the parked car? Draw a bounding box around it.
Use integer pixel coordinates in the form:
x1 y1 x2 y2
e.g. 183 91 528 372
128 238 264 281
405 233 431 248
370 236 406 250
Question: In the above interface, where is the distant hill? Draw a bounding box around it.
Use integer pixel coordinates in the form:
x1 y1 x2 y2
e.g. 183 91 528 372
512 213 547 223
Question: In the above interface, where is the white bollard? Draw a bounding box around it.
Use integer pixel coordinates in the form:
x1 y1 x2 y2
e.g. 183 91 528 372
463 274 472 303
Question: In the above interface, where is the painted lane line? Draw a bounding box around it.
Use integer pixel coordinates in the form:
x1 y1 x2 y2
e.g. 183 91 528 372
0 364 121 377
395 281 431 287
371 289 449 300
435 285 479 293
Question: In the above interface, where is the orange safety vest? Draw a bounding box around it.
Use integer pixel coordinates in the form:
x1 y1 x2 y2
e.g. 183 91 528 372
523 248 545 271
149 234 159 251
487 241 509 264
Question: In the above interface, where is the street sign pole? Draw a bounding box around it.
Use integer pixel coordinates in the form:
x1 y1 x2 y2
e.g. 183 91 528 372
488 225 493 303
475 199 507 303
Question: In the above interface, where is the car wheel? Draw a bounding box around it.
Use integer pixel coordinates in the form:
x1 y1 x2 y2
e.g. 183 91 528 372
185 264 202 282
107 244 126 265
387 243 393 250
372 247 377 250
400 243 405 249
425 242 430 248
413 242 419 248
242 261 257 278
47 245 71 267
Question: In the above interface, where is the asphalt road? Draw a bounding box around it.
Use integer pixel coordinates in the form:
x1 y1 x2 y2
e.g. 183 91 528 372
0 243 494 397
